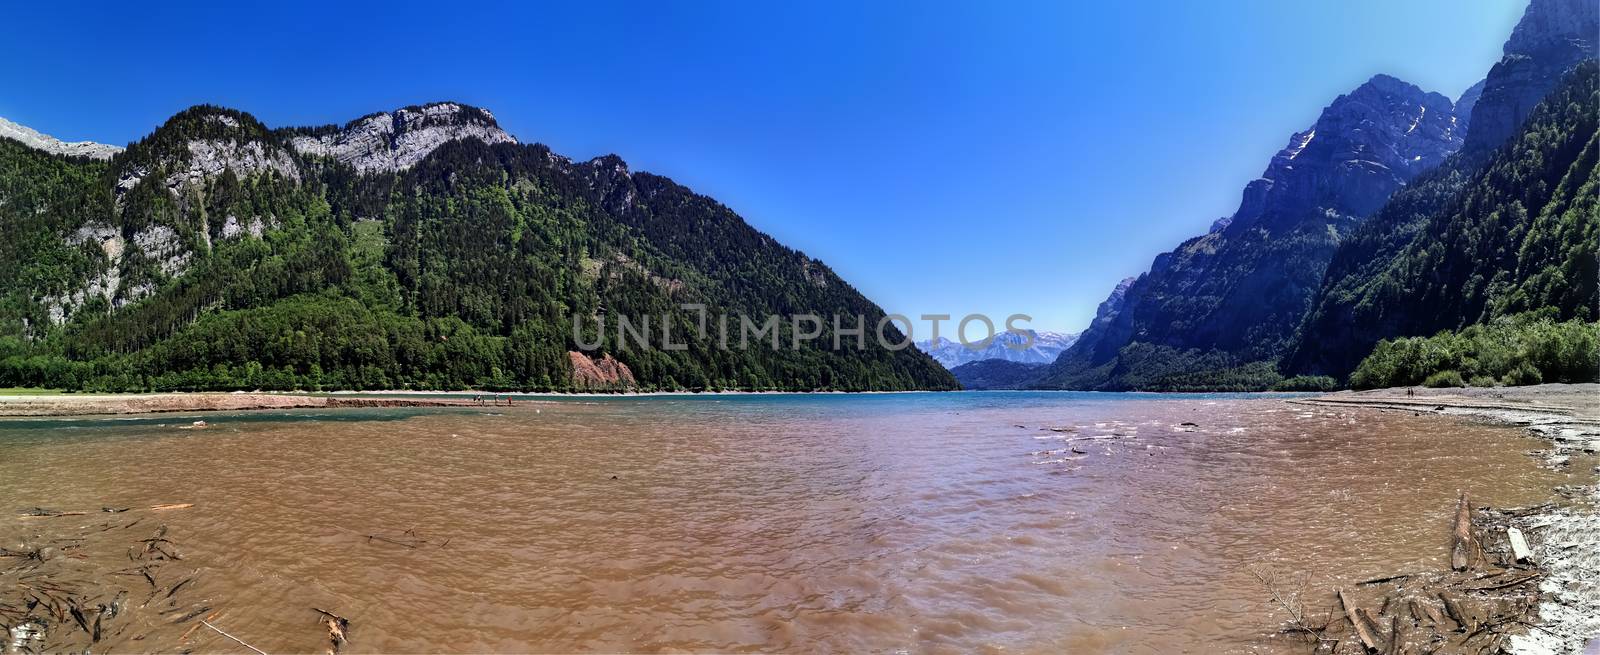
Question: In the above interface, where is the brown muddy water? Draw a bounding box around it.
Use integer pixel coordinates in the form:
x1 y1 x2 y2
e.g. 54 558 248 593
0 392 1573 653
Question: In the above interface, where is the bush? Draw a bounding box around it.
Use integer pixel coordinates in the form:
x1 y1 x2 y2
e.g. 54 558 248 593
1423 370 1465 388
1503 361 1543 386
1350 315 1599 389
1467 375 1499 387
1272 375 1341 392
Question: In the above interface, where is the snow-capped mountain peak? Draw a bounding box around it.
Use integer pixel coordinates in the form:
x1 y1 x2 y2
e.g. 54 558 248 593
916 330 1078 369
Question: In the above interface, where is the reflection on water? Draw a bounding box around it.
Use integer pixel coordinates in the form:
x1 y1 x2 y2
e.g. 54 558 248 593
0 392 1565 653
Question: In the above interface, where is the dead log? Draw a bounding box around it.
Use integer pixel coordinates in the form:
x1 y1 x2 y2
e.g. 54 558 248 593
1439 592 1469 633
1450 492 1483 571
1338 588 1386 653
1409 599 1446 627
1385 615 1402 655
1357 574 1410 586
1469 571 1541 592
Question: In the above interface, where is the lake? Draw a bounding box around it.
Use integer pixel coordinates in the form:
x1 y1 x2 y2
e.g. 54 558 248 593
0 392 1564 653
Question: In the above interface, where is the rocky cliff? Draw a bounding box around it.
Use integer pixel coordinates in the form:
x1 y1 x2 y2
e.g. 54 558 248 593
1039 74 1466 390
1464 0 1599 154
0 116 121 160
284 102 517 173
1286 61 1598 379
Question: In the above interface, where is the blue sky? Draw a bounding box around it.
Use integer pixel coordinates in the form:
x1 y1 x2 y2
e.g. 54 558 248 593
0 1 1525 333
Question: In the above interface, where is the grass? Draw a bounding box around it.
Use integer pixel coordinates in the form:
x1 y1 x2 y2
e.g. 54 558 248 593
0 387 67 395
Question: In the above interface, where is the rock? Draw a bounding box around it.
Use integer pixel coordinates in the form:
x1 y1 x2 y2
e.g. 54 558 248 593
0 115 121 160
289 102 516 173
171 138 299 189
1463 0 1598 153
568 351 636 389
1042 73 1465 388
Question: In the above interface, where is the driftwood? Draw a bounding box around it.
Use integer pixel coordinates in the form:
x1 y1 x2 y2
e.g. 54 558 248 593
366 529 450 550
179 609 222 641
1338 588 1386 653
1450 492 1483 571
1 520 206 651
202 619 269 655
1506 527 1532 563
18 503 194 519
314 607 351 655
1266 497 1553 655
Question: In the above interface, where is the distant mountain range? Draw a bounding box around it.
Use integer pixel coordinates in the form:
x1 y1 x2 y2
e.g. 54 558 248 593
1040 0 1598 391
916 330 1077 369
948 359 1048 390
0 103 955 392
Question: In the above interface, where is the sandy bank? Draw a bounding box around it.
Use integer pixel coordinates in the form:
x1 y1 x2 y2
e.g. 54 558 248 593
1297 384 1599 654
0 393 487 417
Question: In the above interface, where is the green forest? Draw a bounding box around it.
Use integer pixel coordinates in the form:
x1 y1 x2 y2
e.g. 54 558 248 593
1287 62 1599 386
0 106 955 393
1350 313 1599 389
1045 62 1598 393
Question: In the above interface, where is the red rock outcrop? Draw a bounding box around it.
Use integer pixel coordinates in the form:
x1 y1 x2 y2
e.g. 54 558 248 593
568 351 636 389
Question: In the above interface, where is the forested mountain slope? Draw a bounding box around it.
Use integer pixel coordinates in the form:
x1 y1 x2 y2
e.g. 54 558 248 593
1041 0 1596 391
1286 62 1599 381
0 103 955 392
1037 74 1466 390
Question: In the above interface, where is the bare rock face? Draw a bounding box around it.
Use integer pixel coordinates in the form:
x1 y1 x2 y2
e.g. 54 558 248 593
170 139 300 190
113 107 301 196
289 102 517 173
1454 79 1487 133
1041 74 1466 388
0 115 121 160
1464 0 1598 153
1236 74 1462 225
568 351 636 389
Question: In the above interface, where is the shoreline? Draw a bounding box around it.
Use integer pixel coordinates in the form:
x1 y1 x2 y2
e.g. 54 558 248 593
0 393 492 417
0 387 1309 417
5 384 1594 650
1295 384 1599 654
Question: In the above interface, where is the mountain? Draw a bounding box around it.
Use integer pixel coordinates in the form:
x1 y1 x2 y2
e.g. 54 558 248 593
949 359 1049 390
916 329 1076 369
1286 61 1598 383
1454 80 1486 133
1285 0 1599 381
281 102 518 174
1038 73 1467 390
0 104 956 392
0 116 121 160
1462 0 1599 154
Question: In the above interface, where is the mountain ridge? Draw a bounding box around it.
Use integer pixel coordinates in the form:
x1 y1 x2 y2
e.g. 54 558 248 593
0 101 956 392
1038 71 1465 390
916 330 1077 369
0 115 122 160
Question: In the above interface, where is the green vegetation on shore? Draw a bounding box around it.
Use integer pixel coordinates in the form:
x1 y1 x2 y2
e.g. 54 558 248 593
1350 313 1599 389
0 387 65 395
